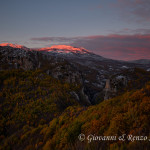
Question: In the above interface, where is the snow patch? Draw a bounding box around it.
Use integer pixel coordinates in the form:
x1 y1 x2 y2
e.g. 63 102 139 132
121 66 128 69
147 68 150 72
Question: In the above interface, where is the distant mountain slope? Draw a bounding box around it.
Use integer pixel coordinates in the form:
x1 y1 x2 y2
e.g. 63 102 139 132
129 59 150 64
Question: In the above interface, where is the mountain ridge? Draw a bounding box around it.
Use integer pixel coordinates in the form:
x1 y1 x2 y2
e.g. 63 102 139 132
37 45 91 54
0 43 91 55
1 43 150 62
0 43 29 50
129 59 150 64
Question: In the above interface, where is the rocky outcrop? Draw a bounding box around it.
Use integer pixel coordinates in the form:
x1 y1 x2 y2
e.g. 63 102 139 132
70 88 91 105
0 46 38 70
81 87 91 105
104 75 128 100
50 64 83 84
104 79 112 100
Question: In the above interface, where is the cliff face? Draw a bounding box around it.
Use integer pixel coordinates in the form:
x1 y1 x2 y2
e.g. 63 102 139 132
0 46 39 70
104 76 128 100
104 79 112 100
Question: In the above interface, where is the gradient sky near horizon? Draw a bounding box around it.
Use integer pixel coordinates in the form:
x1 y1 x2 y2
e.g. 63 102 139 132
0 0 150 60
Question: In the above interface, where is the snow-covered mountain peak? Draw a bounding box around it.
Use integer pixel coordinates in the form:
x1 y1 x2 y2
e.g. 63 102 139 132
0 43 28 50
38 45 90 54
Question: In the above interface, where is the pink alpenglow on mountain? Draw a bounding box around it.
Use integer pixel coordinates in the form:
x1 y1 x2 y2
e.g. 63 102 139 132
0 43 91 54
38 45 90 54
0 43 28 50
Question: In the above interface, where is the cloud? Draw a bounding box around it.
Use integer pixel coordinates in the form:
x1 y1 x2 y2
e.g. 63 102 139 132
30 36 84 46
114 0 150 23
113 28 150 35
30 34 150 61
70 34 150 60
31 37 80 42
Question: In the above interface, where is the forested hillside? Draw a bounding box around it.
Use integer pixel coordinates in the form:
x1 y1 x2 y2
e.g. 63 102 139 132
0 69 150 150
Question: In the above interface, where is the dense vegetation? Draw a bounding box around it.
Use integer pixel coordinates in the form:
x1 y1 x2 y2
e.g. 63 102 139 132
0 69 81 149
0 69 150 150
36 82 150 150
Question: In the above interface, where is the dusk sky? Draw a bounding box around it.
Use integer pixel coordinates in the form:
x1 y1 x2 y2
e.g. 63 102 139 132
0 0 150 60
